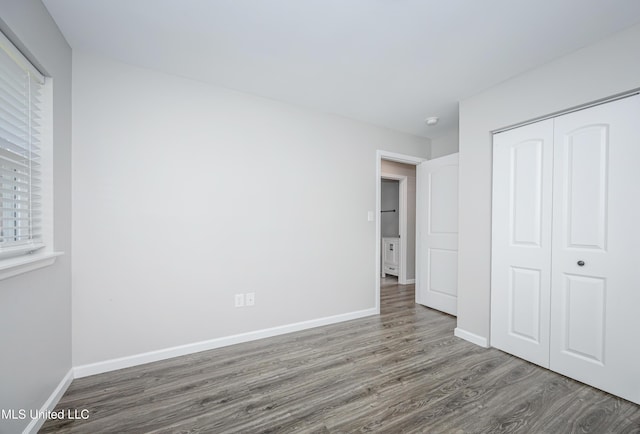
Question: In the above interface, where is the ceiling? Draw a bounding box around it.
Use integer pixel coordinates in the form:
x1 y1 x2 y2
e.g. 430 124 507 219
43 0 640 138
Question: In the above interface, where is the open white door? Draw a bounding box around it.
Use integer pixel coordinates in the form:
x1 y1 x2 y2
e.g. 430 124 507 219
416 153 459 315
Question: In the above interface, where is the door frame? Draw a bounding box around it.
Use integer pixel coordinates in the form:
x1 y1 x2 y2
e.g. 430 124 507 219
375 150 426 313
380 173 407 283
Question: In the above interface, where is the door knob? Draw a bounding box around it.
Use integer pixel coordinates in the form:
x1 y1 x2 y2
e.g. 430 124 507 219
577 260 585 266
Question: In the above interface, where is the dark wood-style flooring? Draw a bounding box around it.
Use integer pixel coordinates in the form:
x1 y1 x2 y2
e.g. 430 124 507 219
41 278 640 433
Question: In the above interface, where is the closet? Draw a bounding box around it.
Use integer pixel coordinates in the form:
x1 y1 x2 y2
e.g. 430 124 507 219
490 94 640 405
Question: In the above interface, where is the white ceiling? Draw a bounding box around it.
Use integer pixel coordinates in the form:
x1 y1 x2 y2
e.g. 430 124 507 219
43 0 640 138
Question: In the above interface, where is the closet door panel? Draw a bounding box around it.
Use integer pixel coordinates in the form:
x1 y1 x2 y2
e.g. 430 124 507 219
561 125 608 250
551 94 640 405
560 274 606 364
509 267 542 342
491 119 554 368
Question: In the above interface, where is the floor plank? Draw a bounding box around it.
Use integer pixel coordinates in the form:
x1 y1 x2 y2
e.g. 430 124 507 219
41 278 640 433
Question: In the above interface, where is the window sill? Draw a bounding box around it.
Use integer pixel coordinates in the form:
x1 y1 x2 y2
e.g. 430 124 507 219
0 251 64 281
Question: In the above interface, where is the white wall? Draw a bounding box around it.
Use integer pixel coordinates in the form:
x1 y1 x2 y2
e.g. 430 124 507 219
380 180 399 237
72 52 429 367
380 160 417 280
429 131 459 159
457 23 640 343
0 1 72 433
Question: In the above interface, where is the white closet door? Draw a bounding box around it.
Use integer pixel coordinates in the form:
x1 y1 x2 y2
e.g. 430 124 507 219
550 95 640 404
416 153 458 315
491 120 554 368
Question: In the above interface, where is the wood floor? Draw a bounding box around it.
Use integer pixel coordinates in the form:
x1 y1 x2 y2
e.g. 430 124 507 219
41 278 640 433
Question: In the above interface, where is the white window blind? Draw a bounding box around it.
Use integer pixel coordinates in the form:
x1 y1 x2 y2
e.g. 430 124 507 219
0 31 46 258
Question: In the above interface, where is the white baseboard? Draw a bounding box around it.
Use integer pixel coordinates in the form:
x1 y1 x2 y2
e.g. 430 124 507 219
23 368 74 434
454 327 489 348
74 308 378 378
404 279 415 284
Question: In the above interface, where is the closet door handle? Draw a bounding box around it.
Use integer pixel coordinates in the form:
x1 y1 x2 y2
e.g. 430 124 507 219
577 260 585 266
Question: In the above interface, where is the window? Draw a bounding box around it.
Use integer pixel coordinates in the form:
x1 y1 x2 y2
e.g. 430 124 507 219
0 31 46 259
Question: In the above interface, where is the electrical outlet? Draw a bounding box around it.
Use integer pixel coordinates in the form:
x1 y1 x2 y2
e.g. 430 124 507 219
246 292 255 306
234 294 244 307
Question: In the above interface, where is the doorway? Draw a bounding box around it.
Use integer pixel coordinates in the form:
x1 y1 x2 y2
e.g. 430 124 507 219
375 150 460 316
375 151 424 313
380 178 400 279
380 169 413 285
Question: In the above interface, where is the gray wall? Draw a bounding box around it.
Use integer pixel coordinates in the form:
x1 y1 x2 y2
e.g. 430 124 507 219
71 52 429 367
457 23 640 343
381 180 399 237
429 131 459 159
0 1 72 433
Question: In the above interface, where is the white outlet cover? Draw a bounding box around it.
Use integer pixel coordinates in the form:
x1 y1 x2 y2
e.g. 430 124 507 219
246 292 255 306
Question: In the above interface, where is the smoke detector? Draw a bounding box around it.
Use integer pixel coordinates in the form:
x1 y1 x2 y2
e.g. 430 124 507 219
424 117 439 126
